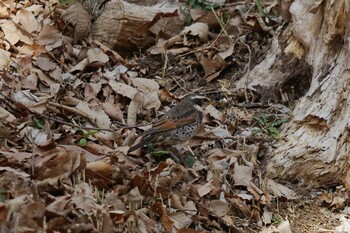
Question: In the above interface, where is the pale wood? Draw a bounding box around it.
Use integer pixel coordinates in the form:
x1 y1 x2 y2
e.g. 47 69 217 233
91 0 178 56
266 0 350 189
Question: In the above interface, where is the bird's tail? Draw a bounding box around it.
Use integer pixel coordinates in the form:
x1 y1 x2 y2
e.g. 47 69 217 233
127 135 156 153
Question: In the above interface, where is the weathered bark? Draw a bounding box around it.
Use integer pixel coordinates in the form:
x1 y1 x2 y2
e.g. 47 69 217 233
266 0 350 189
91 0 179 56
235 25 312 104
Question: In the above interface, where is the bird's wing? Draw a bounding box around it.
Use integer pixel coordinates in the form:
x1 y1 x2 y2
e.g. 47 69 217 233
141 115 196 136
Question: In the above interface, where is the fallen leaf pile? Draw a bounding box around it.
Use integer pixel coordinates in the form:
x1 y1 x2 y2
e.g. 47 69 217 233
0 0 298 232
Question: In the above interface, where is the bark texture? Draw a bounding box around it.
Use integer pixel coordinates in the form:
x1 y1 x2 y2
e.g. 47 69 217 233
267 0 350 189
91 0 179 56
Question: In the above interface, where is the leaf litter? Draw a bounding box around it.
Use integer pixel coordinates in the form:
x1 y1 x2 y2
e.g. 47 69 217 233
0 0 341 232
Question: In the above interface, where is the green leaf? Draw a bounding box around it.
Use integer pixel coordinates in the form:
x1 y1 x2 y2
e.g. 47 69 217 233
184 14 193 26
0 190 6 203
60 0 74 4
251 128 261 134
150 149 172 157
83 130 98 138
254 114 268 126
33 118 45 129
184 156 196 167
272 214 282 224
271 118 288 127
78 138 88 146
268 127 280 139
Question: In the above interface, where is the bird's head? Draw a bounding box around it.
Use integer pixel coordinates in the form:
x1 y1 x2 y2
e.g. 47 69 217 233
184 93 210 106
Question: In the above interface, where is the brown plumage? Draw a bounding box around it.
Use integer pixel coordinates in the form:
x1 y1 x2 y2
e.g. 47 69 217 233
128 94 208 153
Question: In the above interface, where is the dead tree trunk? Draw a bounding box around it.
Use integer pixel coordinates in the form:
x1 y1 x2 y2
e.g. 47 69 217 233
267 0 350 189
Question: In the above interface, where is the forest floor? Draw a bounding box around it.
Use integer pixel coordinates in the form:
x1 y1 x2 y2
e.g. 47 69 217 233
0 0 348 232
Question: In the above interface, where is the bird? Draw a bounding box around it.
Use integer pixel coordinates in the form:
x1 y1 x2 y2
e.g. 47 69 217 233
128 94 208 153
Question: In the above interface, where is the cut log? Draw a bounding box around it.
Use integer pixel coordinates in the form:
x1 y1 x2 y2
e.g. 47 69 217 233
91 0 180 56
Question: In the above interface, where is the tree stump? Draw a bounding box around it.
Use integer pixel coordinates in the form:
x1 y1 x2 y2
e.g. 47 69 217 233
266 0 350 189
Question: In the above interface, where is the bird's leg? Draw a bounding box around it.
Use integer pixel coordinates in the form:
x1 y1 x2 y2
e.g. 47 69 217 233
186 145 195 156
169 144 184 164
170 144 196 166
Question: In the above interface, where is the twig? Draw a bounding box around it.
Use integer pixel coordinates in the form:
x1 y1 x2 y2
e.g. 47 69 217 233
208 20 231 48
48 101 89 118
170 75 191 93
41 114 150 131
0 92 149 131
234 103 271 108
239 37 253 103
176 48 200 58
194 135 238 140
211 6 231 43
41 115 117 132
161 51 168 79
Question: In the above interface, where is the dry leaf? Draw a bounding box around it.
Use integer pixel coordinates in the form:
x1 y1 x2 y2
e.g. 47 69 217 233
181 22 209 42
0 106 16 122
17 43 47 56
87 47 109 63
71 59 90 74
0 2 10 18
36 56 56 71
233 165 252 187
11 90 47 114
37 24 63 51
205 104 224 122
170 193 185 210
61 145 104 162
197 181 215 197
0 166 30 178
189 8 206 21
86 161 115 177
125 187 142 203
17 8 39 33
127 91 143 125
177 228 200 233
132 78 159 93
199 55 227 82
143 92 161 111
45 195 71 216
84 81 102 101
76 102 111 128
262 207 272 224
0 49 11 70
207 148 244 159
218 43 234 60
27 128 53 147
109 80 137 99
21 74 38 90
277 220 292 233
33 147 85 185
61 2 91 41
0 20 33 45
267 179 299 200
169 212 192 230
102 101 125 123
31 67 55 86
184 201 197 215
210 200 228 217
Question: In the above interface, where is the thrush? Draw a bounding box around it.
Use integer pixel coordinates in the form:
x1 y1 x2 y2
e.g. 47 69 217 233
128 94 208 153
